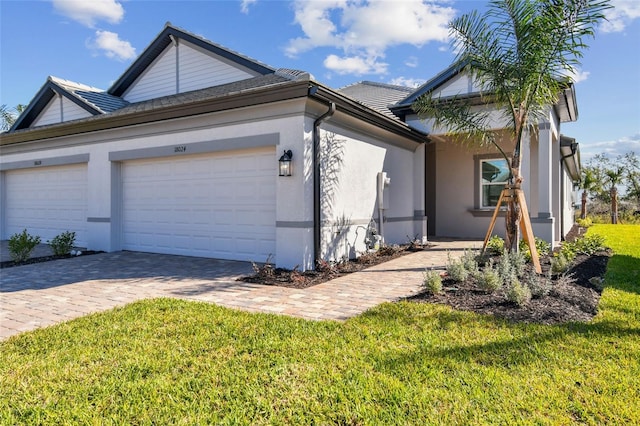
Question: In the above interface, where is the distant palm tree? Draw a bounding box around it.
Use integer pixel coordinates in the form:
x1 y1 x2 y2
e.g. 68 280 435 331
412 0 610 251
580 168 600 219
606 168 624 224
0 104 25 131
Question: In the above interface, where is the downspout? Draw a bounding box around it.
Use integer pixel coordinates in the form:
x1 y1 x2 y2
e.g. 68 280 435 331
312 97 336 266
560 142 578 240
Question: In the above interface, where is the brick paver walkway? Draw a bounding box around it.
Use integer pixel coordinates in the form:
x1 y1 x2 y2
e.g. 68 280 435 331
0 239 480 340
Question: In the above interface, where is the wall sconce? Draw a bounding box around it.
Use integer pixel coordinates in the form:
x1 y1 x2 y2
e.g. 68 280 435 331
279 150 293 176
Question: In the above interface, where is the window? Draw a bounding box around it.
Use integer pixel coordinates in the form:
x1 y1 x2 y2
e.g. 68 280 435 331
480 158 510 208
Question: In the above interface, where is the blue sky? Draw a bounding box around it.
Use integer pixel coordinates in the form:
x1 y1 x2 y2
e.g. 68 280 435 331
1 0 638 160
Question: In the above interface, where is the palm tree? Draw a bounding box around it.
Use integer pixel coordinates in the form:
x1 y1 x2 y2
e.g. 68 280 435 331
606 167 623 224
413 0 610 251
1 104 26 131
580 168 600 219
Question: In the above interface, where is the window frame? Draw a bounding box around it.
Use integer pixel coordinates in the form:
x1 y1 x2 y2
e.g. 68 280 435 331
473 153 512 210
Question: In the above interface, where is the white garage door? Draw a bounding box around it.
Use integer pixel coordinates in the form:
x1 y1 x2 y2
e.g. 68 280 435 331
121 148 276 262
4 163 88 246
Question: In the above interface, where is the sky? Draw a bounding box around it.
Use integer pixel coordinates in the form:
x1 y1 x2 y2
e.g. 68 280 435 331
1 0 639 161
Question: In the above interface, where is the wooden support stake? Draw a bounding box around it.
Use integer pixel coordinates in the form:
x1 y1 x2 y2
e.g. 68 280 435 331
481 186 542 274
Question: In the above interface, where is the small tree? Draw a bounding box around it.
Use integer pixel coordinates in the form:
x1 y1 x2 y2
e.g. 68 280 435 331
412 0 610 252
606 167 623 224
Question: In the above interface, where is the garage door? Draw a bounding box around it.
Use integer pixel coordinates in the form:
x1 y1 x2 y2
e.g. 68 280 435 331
4 163 88 246
121 148 276 262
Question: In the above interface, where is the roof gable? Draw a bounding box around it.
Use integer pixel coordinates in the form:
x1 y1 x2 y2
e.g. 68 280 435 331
108 23 276 100
10 77 128 131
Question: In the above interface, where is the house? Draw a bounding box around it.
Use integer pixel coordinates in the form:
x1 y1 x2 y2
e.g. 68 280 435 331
0 24 580 270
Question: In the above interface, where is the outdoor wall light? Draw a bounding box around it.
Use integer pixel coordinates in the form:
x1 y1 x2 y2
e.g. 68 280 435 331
279 149 293 176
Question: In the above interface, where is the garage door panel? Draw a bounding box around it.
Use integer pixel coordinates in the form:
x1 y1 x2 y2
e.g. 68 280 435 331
4 164 88 246
122 149 276 262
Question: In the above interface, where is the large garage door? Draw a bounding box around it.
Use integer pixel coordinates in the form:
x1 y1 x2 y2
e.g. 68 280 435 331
4 164 88 246
121 148 276 262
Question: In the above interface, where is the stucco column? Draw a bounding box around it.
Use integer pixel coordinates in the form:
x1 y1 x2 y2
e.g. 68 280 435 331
532 122 555 245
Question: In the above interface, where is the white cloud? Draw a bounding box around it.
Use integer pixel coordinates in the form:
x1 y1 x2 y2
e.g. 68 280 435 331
404 56 419 68
580 133 640 162
52 0 124 28
88 30 136 61
286 0 455 76
601 0 640 33
240 0 257 14
565 66 590 83
324 54 388 75
389 76 425 88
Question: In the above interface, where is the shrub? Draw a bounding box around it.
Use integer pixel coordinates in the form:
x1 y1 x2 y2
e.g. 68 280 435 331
477 266 502 293
49 231 76 256
551 253 570 275
8 229 41 263
486 235 504 255
446 254 469 282
522 269 552 298
519 237 551 262
460 249 480 275
573 233 607 256
506 280 532 307
497 250 527 282
576 217 592 228
422 269 443 295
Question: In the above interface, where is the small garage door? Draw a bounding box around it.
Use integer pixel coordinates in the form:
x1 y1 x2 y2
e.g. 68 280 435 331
121 148 276 262
4 163 88 246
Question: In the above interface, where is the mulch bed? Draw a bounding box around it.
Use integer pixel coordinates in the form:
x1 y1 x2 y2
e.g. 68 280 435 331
0 250 103 269
241 225 611 325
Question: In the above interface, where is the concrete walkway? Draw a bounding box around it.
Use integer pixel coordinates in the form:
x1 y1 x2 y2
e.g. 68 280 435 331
0 239 480 340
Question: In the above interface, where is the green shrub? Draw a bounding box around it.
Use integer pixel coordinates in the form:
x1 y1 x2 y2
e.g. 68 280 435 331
506 280 532 307
445 253 470 282
460 249 479 275
559 233 607 262
576 217 592 228
523 269 552 298
49 231 76 256
486 235 505 255
519 237 551 262
551 253 570 275
422 269 443 295
8 229 41 263
477 266 502 293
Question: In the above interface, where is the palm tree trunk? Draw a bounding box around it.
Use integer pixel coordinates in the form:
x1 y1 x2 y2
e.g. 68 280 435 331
581 190 588 219
505 156 523 252
610 186 618 224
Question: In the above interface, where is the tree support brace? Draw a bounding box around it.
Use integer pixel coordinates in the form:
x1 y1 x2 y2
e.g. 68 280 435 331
481 185 542 274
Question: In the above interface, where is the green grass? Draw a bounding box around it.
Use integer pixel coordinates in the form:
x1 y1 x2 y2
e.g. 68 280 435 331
1 226 639 425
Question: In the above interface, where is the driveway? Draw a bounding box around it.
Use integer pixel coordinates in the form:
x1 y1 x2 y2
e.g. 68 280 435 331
1 239 481 340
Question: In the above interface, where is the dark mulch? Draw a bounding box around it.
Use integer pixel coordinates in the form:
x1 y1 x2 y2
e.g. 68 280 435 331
0 250 103 269
238 244 426 289
408 248 611 325
408 225 611 325
241 225 611 325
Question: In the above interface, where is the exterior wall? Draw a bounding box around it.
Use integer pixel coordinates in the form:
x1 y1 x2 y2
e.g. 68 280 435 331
124 45 177 102
178 41 254 92
123 40 255 103
32 96 62 127
0 99 313 269
317 123 423 262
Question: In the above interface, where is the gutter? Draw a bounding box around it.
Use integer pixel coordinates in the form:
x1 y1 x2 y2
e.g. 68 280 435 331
311 87 336 266
559 139 579 240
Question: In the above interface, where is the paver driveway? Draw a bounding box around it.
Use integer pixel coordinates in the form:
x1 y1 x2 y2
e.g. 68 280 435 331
1 239 480 340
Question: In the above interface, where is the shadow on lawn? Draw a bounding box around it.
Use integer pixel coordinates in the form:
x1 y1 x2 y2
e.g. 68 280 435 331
605 254 640 295
366 308 640 370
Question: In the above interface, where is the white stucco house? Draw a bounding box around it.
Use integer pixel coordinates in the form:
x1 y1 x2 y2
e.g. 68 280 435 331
0 24 580 270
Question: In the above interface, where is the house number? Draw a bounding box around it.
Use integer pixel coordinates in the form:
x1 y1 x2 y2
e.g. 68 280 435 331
34 160 42 166
174 146 187 153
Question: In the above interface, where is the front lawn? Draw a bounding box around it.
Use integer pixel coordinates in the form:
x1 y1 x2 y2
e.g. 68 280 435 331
1 225 639 424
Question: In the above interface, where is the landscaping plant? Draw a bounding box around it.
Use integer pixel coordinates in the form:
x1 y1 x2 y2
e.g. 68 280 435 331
7 229 41 263
49 231 76 256
422 269 443 295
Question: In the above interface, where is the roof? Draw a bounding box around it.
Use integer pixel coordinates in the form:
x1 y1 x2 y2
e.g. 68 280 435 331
108 23 276 97
560 135 581 181
9 77 130 131
337 81 413 120
390 60 579 124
